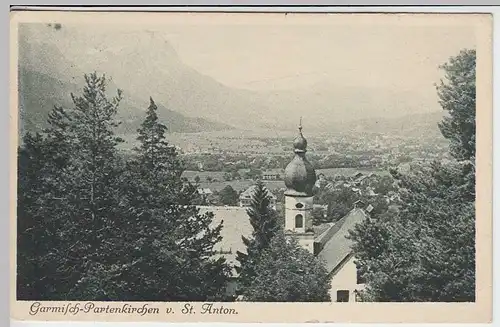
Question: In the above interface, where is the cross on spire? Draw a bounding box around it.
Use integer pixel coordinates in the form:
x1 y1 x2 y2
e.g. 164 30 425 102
299 117 303 133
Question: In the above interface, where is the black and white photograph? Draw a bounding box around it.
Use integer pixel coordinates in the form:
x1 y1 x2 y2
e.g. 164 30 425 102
11 10 492 320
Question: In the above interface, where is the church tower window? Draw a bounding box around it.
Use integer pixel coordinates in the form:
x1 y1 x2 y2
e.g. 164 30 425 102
295 214 304 228
295 203 304 209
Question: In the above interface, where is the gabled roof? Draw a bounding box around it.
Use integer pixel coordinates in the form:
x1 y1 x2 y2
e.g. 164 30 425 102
352 172 364 179
312 223 333 238
200 206 252 275
317 208 367 274
200 205 367 277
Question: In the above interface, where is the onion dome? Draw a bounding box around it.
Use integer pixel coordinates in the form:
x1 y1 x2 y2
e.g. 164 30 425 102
284 123 317 197
293 128 308 153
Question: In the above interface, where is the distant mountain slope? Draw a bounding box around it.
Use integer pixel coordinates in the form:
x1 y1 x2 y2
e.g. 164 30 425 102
18 67 234 135
18 67 78 135
341 111 446 138
17 24 445 135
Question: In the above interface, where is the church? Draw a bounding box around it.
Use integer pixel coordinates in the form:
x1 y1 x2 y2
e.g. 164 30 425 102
203 124 370 302
282 123 368 302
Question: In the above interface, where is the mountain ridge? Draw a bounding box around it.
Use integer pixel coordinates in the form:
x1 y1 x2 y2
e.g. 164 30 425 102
18 67 234 135
17 24 444 137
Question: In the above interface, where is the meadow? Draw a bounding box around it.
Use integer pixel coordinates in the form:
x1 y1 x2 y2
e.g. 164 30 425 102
182 167 388 193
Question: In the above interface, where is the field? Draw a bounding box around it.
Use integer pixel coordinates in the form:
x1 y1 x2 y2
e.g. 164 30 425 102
182 167 389 193
316 167 390 177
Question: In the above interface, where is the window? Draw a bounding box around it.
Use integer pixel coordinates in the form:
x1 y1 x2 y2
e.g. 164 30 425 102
336 290 349 302
295 214 303 228
295 203 304 209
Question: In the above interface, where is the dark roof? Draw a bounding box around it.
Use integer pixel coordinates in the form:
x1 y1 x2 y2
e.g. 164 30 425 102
317 208 368 274
200 205 368 277
312 223 332 237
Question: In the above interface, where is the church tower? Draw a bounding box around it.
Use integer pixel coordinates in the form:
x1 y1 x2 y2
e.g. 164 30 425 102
283 121 317 254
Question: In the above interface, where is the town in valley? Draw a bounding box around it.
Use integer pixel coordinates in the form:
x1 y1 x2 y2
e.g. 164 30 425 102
16 16 477 305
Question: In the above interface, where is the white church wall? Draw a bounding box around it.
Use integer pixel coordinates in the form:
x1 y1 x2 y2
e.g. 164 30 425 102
284 196 313 233
296 233 315 253
329 255 365 302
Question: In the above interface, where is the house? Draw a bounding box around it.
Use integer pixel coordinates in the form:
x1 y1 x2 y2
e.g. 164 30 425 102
205 125 369 302
323 181 336 192
315 173 328 189
239 185 277 209
200 206 252 271
262 171 280 180
351 187 362 195
199 206 252 296
353 199 366 209
280 125 369 302
352 172 367 185
197 188 216 205
352 172 364 180
317 208 368 302
203 203 369 302
365 186 377 197
197 188 213 196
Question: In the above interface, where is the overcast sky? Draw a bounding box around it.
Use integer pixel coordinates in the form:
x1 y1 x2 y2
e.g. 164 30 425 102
19 13 480 130
164 24 476 92
25 13 477 93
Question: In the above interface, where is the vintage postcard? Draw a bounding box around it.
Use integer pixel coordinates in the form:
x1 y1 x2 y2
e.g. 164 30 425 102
9 9 493 323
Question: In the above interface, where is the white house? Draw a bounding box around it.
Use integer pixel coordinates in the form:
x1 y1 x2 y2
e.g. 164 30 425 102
262 171 280 180
207 125 369 302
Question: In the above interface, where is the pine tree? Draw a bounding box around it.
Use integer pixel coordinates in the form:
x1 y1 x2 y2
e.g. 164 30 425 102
349 162 475 302
348 49 476 302
136 97 177 172
219 185 239 206
242 231 331 302
60 73 126 300
17 131 57 299
437 49 476 163
17 72 126 300
114 97 231 301
235 180 279 292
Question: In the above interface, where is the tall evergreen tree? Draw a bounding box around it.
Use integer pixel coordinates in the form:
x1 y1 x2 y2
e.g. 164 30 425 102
437 49 476 163
17 131 59 299
235 180 279 292
348 49 476 302
114 97 231 301
18 84 232 301
436 48 476 200
349 162 475 302
17 72 125 300
136 97 176 172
